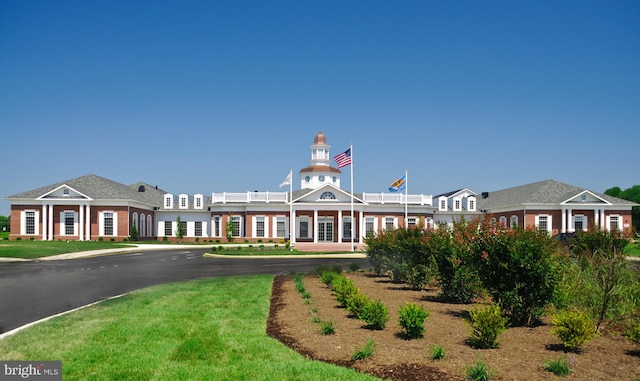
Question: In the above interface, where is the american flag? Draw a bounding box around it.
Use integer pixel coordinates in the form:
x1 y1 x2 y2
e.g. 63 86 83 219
333 148 352 168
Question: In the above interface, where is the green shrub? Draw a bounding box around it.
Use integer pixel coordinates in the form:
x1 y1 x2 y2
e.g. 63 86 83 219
319 271 340 286
348 262 360 272
464 357 497 381
542 354 572 377
346 292 371 319
398 302 429 339
550 310 596 350
473 222 559 326
316 264 343 277
320 320 336 335
351 338 375 360
360 299 390 330
293 274 306 293
332 276 359 307
429 344 445 360
467 305 509 349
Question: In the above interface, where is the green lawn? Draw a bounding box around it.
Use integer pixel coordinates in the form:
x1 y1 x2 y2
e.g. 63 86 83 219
0 275 378 381
624 242 640 257
0 240 135 259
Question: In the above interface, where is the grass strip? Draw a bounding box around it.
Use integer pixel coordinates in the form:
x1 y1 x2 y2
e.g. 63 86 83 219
0 275 378 381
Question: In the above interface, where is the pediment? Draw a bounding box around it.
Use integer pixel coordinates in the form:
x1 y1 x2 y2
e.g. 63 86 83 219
293 184 363 204
562 191 609 205
37 184 92 201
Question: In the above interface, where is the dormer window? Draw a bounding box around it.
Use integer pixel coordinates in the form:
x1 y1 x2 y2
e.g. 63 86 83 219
439 197 447 211
468 197 476 212
179 194 188 209
164 194 173 209
454 198 461 211
63 189 69 197
194 194 203 209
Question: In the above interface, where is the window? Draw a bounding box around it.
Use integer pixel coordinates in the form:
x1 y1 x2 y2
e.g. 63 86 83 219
104 212 114 236
365 217 375 236
299 217 309 238
320 191 336 200
164 221 172 236
276 217 286 238
510 215 518 229
180 221 187 235
538 215 548 233
439 198 446 211
385 217 395 230
343 217 352 239
574 215 584 231
609 215 619 231
194 221 202 237
195 195 202 209
140 213 145 237
147 215 153 236
468 198 476 211
499 216 507 228
256 216 265 238
231 216 241 237
213 216 221 237
179 195 188 209
164 195 173 208
26 211 35 235
407 217 417 228
65 211 75 235
454 199 461 211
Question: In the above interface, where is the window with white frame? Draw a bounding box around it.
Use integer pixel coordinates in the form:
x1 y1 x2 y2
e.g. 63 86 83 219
255 216 265 238
536 215 550 234
343 217 352 239
574 215 585 231
180 220 187 235
499 216 507 228
164 221 172 236
140 213 146 237
195 195 202 209
25 211 36 235
194 221 202 237
609 215 620 231
385 217 395 230
439 198 446 211
276 216 286 238
213 216 221 237
132 212 138 230
179 195 188 209
510 215 518 229
103 212 114 236
365 217 375 236
454 198 461 211
147 215 152 236
299 216 309 238
468 198 476 211
407 217 417 228
164 195 173 209
320 191 336 200
230 216 242 237
64 211 76 235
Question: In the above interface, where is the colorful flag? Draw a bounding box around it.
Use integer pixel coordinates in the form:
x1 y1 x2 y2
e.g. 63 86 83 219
389 175 406 192
279 171 292 188
333 148 352 168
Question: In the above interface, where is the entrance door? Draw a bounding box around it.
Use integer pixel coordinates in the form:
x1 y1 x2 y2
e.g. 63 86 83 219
318 217 334 242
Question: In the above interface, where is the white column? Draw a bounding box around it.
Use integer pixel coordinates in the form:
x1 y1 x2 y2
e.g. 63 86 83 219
337 210 343 242
359 211 364 244
290 208 296 246
313 209 318 243
561 208 567 233
42 204 48 240
48 204 54 240
79 205 84 241
600 209 606 230
567 208 573 233
594 209 599 229
86 205 91 240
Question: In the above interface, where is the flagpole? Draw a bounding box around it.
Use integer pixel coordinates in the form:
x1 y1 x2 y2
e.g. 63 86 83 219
404 169 408 228
350 144 354 252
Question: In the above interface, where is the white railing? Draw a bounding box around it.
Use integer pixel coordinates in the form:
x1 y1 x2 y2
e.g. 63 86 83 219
211 191 288 204
362 193 432 205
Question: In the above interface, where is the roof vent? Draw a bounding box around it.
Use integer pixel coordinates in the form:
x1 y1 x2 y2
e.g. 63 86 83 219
138 185 146 192
481 192 489 199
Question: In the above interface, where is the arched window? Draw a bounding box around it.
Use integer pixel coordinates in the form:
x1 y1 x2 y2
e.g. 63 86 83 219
320 191 336 200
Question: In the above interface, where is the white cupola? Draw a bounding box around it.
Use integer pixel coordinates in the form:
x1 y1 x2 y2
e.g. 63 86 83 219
299 131 342 190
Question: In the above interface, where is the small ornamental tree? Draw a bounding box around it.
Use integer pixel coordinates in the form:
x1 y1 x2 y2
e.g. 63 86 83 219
129 224 139 242
226 214 237 242
175 216 185 240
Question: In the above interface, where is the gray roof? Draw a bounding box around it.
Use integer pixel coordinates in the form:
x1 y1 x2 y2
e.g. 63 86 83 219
477 179 638 209
6 174 165 207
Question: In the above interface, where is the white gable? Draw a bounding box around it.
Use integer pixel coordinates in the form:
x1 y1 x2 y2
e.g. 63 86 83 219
37 185 92 200
563 191 610 205
293 184 363 204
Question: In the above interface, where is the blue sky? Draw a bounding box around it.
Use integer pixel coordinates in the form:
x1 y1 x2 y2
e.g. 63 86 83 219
1 1 639 215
